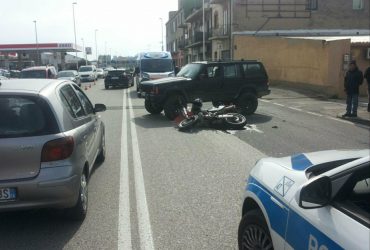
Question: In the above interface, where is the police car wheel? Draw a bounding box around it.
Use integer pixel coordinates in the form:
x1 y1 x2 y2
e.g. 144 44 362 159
238 210 273 250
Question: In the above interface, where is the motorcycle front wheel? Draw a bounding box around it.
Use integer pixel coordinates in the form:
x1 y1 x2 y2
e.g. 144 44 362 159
223 113 247 129
178 115 199 131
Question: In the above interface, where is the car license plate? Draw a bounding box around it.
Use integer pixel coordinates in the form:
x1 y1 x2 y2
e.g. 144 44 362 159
0 188 16 201
112 77 119 79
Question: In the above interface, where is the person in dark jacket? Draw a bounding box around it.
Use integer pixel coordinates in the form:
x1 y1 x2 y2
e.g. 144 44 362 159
364 66 370 112
342 61 363 117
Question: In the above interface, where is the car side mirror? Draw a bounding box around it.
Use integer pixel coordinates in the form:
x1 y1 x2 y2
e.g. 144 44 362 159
299 176 332 209
94 103 106 113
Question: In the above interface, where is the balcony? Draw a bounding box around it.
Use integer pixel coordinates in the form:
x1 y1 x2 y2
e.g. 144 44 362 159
185 6 211 23
209 25 230 40
186 31 210 48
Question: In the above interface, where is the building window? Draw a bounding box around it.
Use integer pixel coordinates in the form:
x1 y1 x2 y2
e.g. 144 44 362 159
306 0 318 10
214 11 219 29
353 0 364 10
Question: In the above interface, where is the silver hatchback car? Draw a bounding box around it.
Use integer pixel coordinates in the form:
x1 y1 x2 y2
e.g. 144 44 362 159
0 79 106 220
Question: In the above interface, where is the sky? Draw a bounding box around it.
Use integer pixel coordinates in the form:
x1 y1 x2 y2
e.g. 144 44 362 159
0 0 178 59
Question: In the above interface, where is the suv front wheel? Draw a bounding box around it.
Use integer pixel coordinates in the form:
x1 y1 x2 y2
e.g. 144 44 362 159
237 92 258 115
145 99 163 114
164 94 186 120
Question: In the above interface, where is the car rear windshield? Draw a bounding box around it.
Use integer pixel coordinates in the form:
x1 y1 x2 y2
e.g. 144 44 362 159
79 67 93 72
0 96 59 138
20 70 46 79
108 70 125 76
141 59 173 73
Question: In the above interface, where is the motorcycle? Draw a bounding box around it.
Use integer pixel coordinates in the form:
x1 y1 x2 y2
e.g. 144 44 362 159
178 99 247 131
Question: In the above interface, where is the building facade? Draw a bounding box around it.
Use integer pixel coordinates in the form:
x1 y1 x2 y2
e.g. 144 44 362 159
166 0 369 63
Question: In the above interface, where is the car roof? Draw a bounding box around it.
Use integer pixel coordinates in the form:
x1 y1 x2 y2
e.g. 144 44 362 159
192 60 259 65
0 79 65 94
21 66 54 71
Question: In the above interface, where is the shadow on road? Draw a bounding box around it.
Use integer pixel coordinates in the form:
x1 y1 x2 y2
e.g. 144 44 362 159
246 113 273 124
0 209 82 250
134 114 174 129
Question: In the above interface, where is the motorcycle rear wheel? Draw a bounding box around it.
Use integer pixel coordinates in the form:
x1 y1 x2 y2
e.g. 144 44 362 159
178 116 199 131
223 113 247 129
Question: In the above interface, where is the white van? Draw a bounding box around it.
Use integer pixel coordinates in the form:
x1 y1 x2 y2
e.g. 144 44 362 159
134 52 175 97
79 65 97 82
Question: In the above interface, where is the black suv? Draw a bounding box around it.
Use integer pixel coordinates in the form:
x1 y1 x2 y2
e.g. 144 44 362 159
104 69 132 89
140 61 270 120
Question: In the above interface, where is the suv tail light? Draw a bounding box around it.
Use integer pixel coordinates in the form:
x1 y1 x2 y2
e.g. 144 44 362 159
41 136 74 162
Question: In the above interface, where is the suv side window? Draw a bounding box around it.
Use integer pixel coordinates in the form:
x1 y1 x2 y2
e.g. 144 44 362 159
59 85 85 118
243 63 262 77
74 86 94 115
223 64 241 79
206 66 221 78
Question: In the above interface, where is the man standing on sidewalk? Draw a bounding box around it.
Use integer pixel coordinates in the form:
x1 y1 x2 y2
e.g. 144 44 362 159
364 66 370 112
343 61 363 118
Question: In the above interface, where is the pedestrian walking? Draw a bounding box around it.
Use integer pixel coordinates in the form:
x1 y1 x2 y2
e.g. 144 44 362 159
342 61 363 118
364 66 370 112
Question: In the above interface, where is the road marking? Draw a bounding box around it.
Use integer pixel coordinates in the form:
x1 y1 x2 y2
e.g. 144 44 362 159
288 106 303 111
260 99 270 103
118 89 132 250
273 102 285 107
306 111 323 117
128 93 155 250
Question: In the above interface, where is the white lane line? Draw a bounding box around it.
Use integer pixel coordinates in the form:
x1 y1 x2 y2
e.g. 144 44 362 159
288 106 303 111
273 102 285 107
118 89 132 250
128 93 155 250
260 99 271 103
306 111 323 117
327 116 354 125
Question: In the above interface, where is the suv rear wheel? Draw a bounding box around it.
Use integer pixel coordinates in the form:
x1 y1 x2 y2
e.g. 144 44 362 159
237 92 258 115
145 99 163 114
164 94 186 120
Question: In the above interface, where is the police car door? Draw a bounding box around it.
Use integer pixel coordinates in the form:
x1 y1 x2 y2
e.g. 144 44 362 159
285 161 370 250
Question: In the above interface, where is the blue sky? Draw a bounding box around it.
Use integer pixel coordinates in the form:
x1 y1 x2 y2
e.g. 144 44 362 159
0 0 178 58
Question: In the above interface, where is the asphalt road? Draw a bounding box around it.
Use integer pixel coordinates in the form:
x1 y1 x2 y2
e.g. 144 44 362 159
0 79 368 250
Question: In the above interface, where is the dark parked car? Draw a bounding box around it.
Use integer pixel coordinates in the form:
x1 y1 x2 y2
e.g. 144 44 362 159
140 60 270 120
104 69 131 89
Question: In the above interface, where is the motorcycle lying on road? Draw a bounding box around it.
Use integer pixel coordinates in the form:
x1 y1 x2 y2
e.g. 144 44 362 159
177 99 247 131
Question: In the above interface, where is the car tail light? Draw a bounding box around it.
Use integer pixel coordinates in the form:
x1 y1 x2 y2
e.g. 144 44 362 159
41 136 74 162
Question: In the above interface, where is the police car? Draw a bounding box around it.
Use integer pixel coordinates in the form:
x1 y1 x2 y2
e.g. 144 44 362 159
238 150 370 250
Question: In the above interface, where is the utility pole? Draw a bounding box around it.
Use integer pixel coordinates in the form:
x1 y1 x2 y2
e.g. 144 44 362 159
72 2 78 70
202 0 206 61
95 29 98 65
33 20 39 65
105 41 107 66
160 18 164 51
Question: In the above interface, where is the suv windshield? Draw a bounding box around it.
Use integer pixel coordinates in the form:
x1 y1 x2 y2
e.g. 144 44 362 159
141 59 173 73
177 64 203 79
58 71 75 77
79 67 93 72
20 70 46 79
0 96 58 138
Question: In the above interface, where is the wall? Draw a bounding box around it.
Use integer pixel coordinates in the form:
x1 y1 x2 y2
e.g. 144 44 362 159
233 36 365 97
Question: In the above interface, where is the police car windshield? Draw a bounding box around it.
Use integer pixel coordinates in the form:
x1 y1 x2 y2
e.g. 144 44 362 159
177 63 203 79
141 59 173 73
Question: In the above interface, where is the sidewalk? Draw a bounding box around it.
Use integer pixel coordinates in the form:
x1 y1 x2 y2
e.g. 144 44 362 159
266 86 370 127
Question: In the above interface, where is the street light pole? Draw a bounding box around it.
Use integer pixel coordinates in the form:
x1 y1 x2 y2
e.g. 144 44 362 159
81 38 87 65
105 41 107 66
202 0 206 61
159 18 164 51
33 20 39 66
95 29 98 65
72 2 78 70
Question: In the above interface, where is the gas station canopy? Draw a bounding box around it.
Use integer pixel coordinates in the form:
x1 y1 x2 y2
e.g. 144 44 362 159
0 43 82 53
